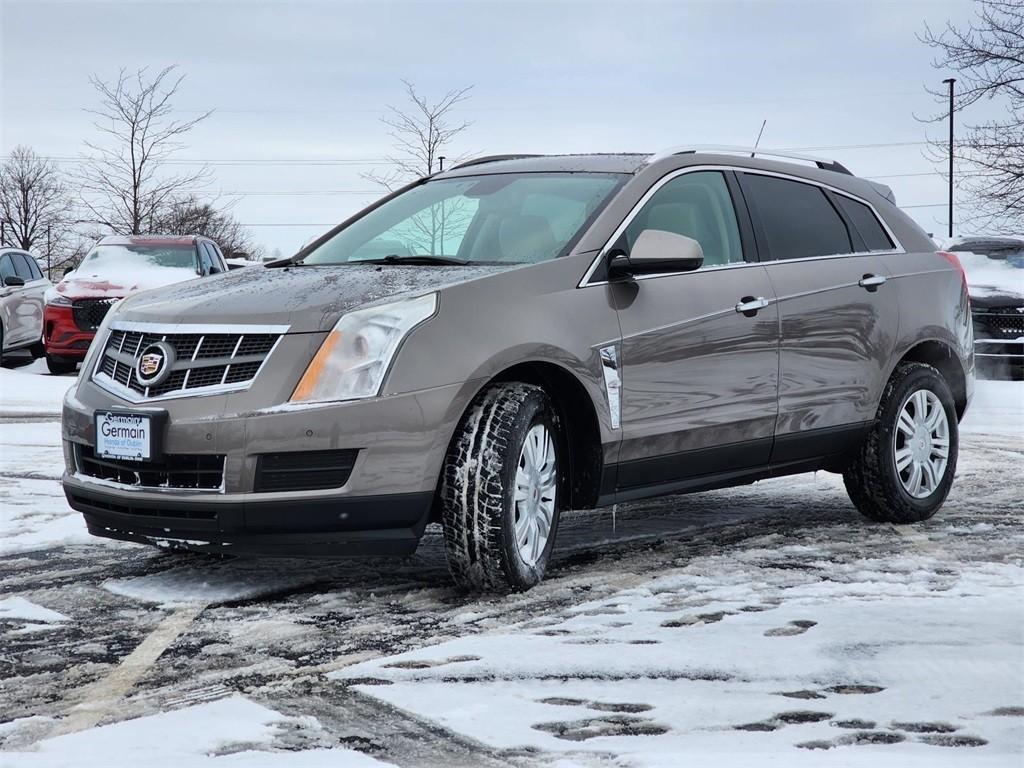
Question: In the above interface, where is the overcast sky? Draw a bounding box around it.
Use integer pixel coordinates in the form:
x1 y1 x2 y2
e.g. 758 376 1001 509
0 0 990 255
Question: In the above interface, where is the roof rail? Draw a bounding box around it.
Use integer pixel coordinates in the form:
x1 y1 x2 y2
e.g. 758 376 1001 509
648 145 853 175
448 154 544 171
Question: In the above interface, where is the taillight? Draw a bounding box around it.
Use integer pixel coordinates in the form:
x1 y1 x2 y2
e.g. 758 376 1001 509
938 251 968 293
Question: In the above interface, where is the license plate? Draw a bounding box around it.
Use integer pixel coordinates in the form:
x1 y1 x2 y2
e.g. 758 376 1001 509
95 411 154 461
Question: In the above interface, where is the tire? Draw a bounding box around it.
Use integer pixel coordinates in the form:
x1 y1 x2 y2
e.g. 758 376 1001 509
843 362 959 523
440 382 562 592
30 339 45 358
46 354 78 375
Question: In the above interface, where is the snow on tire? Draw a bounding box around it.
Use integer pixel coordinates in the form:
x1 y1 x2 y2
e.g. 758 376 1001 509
440 382 561 592
843 362 959 524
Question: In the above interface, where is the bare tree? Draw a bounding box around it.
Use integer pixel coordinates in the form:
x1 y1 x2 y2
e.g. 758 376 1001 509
363 80 474 255
154 196 259 258
922 0 1024 231
78 66 212 235
366 80 474 189
0 145 78 276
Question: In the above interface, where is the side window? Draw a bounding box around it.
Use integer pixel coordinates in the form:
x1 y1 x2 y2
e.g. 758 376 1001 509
22 254 43 280
209 242 227 270
0 254 15 280
13 253 36 280
199 243 220 274
623 171 744 267
742 174 852 260
833 195 895 251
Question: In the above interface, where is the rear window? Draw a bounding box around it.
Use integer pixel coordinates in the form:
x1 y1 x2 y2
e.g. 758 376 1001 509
834 195 894 251
741 174 852 260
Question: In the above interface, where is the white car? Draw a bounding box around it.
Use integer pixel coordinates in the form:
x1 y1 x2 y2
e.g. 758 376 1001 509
0 248 50 366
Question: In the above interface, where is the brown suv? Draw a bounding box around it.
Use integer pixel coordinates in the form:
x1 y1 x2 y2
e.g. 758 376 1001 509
61 147 975 591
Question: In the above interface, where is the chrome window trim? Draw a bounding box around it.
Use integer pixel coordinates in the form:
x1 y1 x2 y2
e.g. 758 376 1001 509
91 321 289 404
578 164 906 288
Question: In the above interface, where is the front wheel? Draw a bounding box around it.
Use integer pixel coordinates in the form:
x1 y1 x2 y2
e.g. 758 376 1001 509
440 382 561 592
843 362 959 523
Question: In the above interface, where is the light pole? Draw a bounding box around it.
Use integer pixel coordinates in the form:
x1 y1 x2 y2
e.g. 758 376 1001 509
942 77 956 239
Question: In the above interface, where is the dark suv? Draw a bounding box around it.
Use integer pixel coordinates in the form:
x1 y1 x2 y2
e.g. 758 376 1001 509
62 147 974 591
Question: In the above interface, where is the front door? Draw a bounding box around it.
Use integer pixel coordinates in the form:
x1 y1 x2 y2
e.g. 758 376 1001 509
609 170 780 495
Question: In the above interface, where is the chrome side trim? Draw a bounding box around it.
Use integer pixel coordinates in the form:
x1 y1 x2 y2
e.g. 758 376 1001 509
578 164 906 288
599 344 621 430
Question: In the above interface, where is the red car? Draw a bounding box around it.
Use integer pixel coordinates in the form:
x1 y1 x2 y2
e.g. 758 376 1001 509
44 235 228 373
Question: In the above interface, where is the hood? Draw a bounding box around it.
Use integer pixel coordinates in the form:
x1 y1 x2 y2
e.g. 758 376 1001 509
116 263 514 332
56 264 199 300
959 250 1024 304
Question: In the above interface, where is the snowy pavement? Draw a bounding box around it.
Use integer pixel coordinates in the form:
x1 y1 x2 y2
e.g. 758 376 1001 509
0 354 1022 767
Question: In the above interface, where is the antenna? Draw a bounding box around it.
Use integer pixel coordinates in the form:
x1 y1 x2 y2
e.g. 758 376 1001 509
751 120 767 157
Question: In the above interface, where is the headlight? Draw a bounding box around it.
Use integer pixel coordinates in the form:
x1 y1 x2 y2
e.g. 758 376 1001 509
291 293 437 403
45 290 72 306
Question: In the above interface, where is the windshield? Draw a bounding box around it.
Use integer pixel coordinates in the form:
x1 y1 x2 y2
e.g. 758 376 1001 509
301 172 625 266
79 244 199 273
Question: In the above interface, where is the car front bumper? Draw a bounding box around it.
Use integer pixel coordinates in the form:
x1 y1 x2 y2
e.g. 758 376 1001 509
62 368 480 556
44 304 95 360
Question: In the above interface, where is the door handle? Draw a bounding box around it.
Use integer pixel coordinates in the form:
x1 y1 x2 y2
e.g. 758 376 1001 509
859 274 887 292
735 296 770 317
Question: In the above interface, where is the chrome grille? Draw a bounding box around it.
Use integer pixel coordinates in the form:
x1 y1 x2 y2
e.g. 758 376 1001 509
92 322 285 401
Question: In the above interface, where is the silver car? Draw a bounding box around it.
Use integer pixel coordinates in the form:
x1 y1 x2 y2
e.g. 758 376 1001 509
0 248 49 365
62 148 975 591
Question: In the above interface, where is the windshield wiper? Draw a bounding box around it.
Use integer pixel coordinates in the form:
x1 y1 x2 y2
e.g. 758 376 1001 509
356 254 469 266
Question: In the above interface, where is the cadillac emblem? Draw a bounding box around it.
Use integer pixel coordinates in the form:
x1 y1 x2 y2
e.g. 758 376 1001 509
136 341 175 386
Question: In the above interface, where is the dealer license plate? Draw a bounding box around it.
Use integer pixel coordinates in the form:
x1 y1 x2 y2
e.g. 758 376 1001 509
95 411 153 461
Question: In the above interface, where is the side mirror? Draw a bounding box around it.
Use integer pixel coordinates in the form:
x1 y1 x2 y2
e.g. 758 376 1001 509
608 230 704 280
3 275 25 287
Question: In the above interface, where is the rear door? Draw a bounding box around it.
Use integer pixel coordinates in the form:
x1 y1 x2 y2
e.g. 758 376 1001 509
737 171 898 463
610 170 780 495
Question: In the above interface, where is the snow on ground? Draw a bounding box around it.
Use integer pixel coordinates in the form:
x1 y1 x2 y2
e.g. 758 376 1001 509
0 597 68 625
3 696 396 767
962 380 1024 437
1 349 1021 767
335 559 1023 766
103 563 324 608
0 359 74 415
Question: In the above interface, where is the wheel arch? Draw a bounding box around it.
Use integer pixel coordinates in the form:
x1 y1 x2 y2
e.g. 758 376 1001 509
893 339 969 420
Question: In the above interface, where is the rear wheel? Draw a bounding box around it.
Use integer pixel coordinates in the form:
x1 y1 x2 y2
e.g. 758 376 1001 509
29 339 45 358
440 382 561 592
46 354 78 375
843 362 959 523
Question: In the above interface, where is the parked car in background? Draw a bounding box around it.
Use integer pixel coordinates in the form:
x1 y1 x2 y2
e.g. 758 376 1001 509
44 235 228 374
947 235 1024 380
0 248 50 366
225 257 257 270
62 148 974 592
